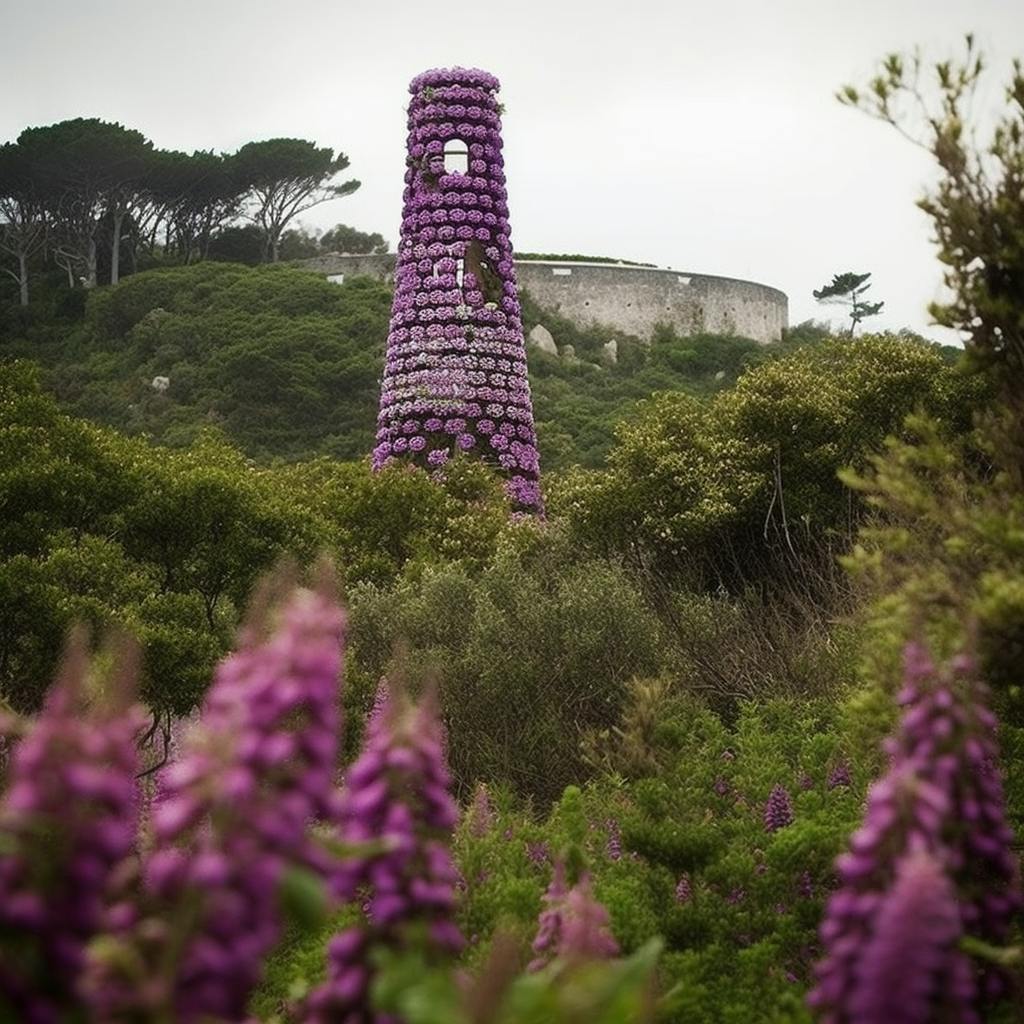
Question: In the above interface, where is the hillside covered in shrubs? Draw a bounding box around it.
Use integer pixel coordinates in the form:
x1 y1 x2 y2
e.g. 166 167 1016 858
0 259 876 469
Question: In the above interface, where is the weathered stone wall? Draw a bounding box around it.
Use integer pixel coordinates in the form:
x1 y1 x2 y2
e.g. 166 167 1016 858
296 254 788 344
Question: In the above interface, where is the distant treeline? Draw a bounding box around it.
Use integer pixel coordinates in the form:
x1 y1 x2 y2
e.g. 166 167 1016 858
0 117 387 305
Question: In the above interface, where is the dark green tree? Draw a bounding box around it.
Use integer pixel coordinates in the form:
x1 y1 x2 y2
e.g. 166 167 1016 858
18 118 153 287
0 143 47 306
318 222 388 255
277 224 322 260
812 272 884 335
153 150 248 265
233 139 360 262
205 224 265 265
840 36 1024 478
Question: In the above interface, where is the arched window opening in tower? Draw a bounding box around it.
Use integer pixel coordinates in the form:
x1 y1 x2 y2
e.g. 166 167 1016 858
444 139 469 175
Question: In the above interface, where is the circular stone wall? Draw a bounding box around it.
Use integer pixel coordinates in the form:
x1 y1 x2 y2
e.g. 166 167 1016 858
296 254 788 344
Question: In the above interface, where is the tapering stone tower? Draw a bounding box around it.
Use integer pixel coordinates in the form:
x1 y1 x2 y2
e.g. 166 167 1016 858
372 67 541 512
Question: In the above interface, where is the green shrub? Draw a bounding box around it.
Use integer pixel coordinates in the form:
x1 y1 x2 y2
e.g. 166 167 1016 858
346 527 668 802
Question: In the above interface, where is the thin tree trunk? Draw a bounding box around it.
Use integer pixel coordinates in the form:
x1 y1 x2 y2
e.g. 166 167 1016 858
86 236 97 288
110 210 124 285
18 252 28 306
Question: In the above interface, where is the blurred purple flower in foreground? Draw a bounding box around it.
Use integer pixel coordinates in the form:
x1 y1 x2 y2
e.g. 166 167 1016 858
0 637 144 1022
529 862 619 972
848 848 977 1024
85 582 346 1023
301 688 462 1022
809 642 1020 1022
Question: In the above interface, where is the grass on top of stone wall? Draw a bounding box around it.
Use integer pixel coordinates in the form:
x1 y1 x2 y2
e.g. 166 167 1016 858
514 252 657 267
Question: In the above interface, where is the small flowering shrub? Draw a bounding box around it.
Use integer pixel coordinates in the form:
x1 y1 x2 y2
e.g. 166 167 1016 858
445 694 868 1022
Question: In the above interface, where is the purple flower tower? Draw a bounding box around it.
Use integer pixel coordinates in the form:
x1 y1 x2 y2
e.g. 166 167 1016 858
373 67 542 512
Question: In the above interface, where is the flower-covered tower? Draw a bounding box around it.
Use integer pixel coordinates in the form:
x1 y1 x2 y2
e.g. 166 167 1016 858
372 67 542 512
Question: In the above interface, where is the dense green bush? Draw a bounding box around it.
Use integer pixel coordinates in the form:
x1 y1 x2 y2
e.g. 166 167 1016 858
0 363 518 715
552 334 983 587
345 524 669 802
254 686 883 1022
2 263 391 460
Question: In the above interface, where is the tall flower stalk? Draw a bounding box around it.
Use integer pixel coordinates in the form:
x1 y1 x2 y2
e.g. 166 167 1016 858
808 642 1020 1021
529 862 619 973
0 636 144 1023
763 784 794 833
301 688 463 1022
84 582 347 1023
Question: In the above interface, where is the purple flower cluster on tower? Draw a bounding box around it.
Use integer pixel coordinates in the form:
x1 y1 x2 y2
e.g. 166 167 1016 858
808 642 1021 1022
85 585 347 1022
0 641 144 1022
301 690 462 1022
373 67 542 512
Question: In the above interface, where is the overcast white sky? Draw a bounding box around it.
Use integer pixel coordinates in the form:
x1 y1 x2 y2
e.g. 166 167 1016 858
4 0 1022 340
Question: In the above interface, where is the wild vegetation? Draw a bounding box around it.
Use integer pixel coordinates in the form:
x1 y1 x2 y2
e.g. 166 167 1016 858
0 260 868 468
0 37 1023 1024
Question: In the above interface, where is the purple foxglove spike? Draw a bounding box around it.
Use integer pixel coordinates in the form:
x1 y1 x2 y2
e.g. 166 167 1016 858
0 638 145 1021
300 682 462 1021
848 850 977 1024
764 784 794 832
367 677 391 737
558 874 620 963
809 642 1021 1021
469 782 495 837
83 585 346 1023
675 874 692 904
528 860 568 972
374 67 542 512
827 760 852 789
526 840 551 866
605 818 623 861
